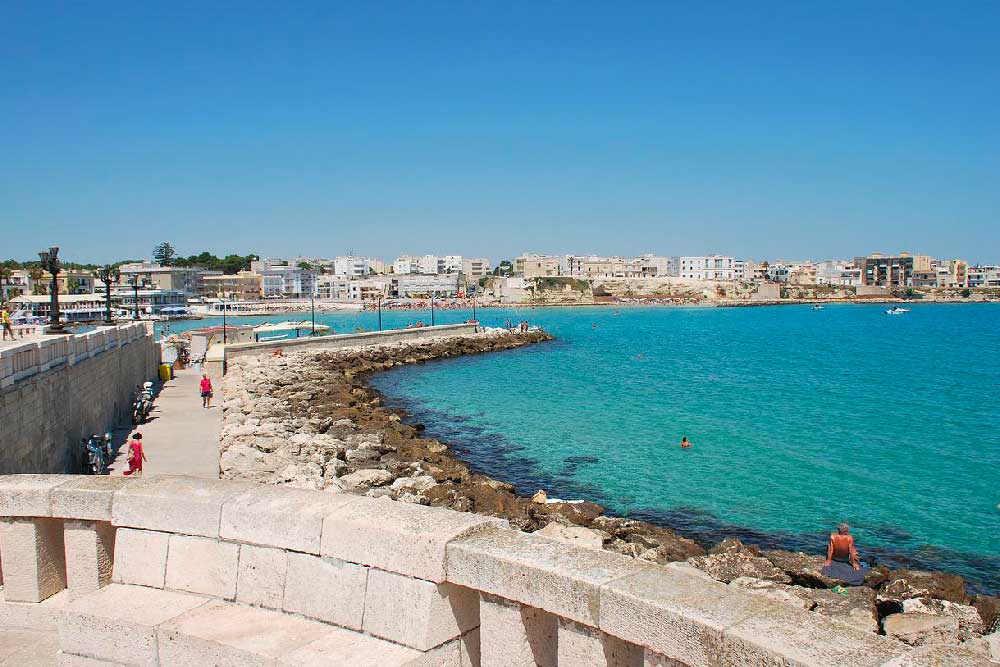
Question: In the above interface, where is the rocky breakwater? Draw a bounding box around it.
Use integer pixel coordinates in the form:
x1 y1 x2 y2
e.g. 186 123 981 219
219 328 1000 661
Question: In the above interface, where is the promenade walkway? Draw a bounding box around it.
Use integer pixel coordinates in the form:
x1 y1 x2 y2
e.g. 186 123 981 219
109 366 221 478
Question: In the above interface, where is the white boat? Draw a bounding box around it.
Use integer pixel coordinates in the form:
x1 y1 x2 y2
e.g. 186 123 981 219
885 306 910 315
252 321 331 341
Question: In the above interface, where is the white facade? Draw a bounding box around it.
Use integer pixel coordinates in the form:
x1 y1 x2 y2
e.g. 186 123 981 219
393 256 420 275
632 255 677 277
967 266 1000 288
441 255 463 274
678 256 735 281
417 255 441 275
314 275 351 299
251 261 317 297
391 274 460 298
333 256 381 278
815 261 862 286
462 257 491 277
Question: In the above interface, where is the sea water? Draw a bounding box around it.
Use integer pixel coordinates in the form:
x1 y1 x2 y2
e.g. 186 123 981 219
168 303 1000 592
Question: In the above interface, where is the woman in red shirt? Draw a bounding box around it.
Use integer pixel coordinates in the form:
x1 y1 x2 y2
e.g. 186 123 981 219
200 373 213 409
123 433 147 476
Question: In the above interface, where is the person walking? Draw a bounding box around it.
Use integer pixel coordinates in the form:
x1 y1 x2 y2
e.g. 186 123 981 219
123 433 147 476
200 373 214 409
1 307 14 341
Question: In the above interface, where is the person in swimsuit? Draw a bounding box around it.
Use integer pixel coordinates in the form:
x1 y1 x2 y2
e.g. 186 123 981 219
821 522 866 586
680 436 692 448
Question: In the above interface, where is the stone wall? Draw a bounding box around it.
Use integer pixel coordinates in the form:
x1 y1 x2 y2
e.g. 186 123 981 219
0 324 160 474
0 475 991 666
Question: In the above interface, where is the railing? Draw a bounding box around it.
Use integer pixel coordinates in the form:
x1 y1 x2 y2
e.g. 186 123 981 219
0 322 151 388
0 475 984 666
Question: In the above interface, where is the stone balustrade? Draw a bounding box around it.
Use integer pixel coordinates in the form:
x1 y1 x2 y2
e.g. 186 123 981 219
0 475 988 666
0 322 150 389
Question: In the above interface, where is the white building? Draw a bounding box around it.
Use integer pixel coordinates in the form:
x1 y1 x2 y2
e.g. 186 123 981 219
393 256 420 275
967 266 1000 288
391 274 461 298
631 255 677 277
678 256 735 281
251 260 317 298
314 275 351 300
462 258 491 277
815 261 862 287
333 256 381 278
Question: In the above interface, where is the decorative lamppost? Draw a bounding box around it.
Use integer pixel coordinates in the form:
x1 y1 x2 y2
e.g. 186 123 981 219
38 246 66 334
127 275 142 321
377 294 382 331
430 295 435 326
310 293 316 336
221 298 227 343
94 264 121 324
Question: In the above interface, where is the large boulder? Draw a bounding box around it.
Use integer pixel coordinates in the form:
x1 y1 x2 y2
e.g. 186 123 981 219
883 612 961 646
728 577 813 611
879 569 968 604
339 469 394 491
688 538 791 584
902 597 984 641
973 594 1000 635
763 550 839 588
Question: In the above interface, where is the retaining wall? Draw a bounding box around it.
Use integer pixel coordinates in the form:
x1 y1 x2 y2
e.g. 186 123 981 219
0 475 987 667
0 324 160 474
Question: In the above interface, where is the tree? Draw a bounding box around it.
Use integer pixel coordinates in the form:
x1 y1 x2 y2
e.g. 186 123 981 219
29 267 46 295
298 261 314 271
153 242 176 266
67 277 81 294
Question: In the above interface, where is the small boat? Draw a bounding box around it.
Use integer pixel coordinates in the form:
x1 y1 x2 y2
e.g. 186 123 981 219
885 306 910 315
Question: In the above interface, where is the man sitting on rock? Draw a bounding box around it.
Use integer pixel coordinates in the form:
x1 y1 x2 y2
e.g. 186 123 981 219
822 522 866 586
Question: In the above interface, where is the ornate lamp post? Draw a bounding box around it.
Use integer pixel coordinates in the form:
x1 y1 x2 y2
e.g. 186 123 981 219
38 246 66 334
94 265 121 324
377 294 382 331
128 275 142 320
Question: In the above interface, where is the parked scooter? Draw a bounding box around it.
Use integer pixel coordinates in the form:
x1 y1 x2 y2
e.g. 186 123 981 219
132 382 155 424
81 433 112 475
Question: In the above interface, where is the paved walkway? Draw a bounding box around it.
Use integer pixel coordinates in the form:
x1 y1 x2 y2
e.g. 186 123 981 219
0 628 57 666
109 367 221 478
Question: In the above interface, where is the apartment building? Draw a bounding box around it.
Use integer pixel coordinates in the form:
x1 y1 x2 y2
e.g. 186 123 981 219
630 255 677 277
251 260 317 297
391 274 461 298
678 256 735 280
967 266 1000 288
515 254 562 278
461 258 491 277
333 256 382 278
856 253 932 287
119 262 203 296
199 272 263 300
815 261 862 286
1 269 30 302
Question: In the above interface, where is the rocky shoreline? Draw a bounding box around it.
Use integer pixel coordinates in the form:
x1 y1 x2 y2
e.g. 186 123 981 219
220 329 999 657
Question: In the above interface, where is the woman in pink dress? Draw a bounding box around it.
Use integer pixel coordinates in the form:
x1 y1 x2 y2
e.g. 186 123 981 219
123 433 147 476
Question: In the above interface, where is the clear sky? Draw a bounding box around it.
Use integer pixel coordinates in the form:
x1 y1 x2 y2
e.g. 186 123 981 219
2 2 998 265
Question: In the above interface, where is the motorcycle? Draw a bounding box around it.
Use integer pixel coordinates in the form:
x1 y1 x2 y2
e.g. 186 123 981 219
132 382 155 424
81 433 112 475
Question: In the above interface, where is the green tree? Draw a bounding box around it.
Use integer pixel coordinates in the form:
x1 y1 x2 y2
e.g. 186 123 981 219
961 288 972 298
298 261 314 271
153 242 177 266
67 277 81 294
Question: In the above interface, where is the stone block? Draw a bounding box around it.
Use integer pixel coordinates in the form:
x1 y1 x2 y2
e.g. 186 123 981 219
220 484 361 554
321 496 507 583
236 544 287 609
283 551 367 630
363 568 478 650
157 599 330 667
58 583 207 665
52 477 130 522
643 651 689 667
112 528 169 588
479 593 557 667
447 526 646 625
0 517 67 602
0 588 71 632
165 534 239 599
0 474 66 516
64 520 116 597
558 618 642 667
880 643 995 666
57 653 126 667
112 476 252 539
278 624 425 666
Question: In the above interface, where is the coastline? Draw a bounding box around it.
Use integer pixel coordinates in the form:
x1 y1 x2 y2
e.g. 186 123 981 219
220 329 999 641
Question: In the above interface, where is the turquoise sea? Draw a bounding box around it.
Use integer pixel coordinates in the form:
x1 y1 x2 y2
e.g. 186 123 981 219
170 304 1000 592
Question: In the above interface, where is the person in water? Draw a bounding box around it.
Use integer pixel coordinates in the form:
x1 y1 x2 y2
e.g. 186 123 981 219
680 436 692 448
821 522 866 586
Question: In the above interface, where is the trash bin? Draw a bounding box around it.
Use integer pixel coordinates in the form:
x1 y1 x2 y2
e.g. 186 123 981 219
159 363 173 381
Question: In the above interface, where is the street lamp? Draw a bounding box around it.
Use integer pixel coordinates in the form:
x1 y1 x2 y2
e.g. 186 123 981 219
94 265 121 324
38 246 66 334
431 295 435 327
127 275 142 321
221 298 227 343
377 294 382 332
310 294 316 336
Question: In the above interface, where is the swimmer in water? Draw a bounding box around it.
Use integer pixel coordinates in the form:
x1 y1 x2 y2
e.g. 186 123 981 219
635 353 644 361
680 436 692 449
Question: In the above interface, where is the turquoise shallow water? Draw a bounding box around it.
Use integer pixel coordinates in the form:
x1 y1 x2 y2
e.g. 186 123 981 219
368 304 1000 594
167 304 1000 592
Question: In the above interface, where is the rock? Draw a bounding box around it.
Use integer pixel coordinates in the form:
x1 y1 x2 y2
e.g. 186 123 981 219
728 577 814 611
798 586 880 635
973 595 1000 635
902 597 984 641
339 469 394 491
536 500 604 526
880 569 969 604
689 538 791 584
531 490 548 504
981 631 999 662
608 539 644 559
344 448 380 464
883 612 961 646
389 475 437 493
535 523 604 550
763 550 839 588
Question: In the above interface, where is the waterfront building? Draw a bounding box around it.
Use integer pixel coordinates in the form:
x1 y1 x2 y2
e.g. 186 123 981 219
251 260 318 298
392 255 420 275
333 256 383 278
566 255 630 278
9 294 107 322
118 262 204 296
199 271 263 300
678 255 735 281
967 265 1000 288
315 274 351 299
515 254 562 278
391 273 460 298
32 269 98 295
815 261 862 286
1 269 31 302
461 257 491 277
631 255 677 277
113 288 187 315
856 252 933 287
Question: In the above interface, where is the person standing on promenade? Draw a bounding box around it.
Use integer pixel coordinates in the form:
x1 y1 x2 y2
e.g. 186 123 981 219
123 433 147 476
1 307 14 341
200 373 214 409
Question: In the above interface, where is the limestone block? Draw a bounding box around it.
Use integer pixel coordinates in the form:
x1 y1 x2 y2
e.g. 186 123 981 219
0 588 71 633
220 484 362 553
880 643 995 666
57 653 127 666
643 650 691 667
64 520 116 597
479 593 557 667
236 544 287 609
157 599 330 667
0 474 66 516
0 517 67 602
112 528 169 588
723 598 908 666
113 476 252 538
321 496 507 583
164 534 239 599
52 477 130 522
447 526 645 625
558 618 643 667
363 569 478 650
282 552 368 630
58 583 208 665
278 624 425 667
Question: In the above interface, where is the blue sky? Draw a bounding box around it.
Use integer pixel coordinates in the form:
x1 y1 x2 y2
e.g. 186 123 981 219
2 2 998 264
